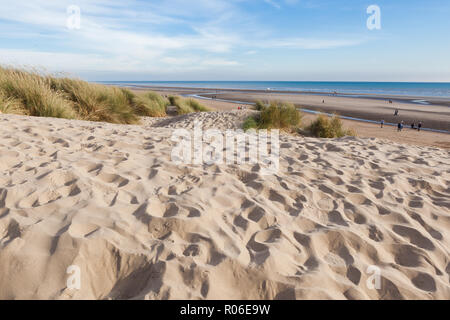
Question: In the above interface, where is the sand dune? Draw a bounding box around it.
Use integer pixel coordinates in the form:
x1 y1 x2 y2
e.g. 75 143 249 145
0 112 449 300
143 110 256 130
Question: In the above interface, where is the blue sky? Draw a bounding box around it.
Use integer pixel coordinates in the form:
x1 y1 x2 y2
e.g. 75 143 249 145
0 0 449 81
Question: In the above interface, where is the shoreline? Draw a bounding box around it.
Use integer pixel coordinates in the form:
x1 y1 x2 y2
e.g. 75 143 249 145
187 93 450 135
192 95 450 134
117 84 450 107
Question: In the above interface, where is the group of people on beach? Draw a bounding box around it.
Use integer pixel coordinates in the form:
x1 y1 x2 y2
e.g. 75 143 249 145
394 121 422 132
380 108 423 132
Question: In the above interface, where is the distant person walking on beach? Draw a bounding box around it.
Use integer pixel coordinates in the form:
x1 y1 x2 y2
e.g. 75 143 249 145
411 122 415 130
394 109 399 116
381 120 385 128
418 122 423 131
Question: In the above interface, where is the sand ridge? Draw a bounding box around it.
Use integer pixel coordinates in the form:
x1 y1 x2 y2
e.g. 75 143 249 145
0 112 449 300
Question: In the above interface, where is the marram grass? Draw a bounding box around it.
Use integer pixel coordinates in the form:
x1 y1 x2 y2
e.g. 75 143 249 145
307 114 356 138
0 66 171 124
168 95 211 115
243 101 302 131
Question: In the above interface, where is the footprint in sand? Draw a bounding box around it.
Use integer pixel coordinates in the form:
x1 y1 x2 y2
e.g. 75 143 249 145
392 225 435 251
97 172 129 188
411 272 437 292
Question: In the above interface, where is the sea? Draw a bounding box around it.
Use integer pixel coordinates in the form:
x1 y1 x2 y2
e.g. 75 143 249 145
99 81 450 99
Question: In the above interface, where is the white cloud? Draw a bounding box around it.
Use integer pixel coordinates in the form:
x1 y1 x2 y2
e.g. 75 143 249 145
0 49 153 73
0 0 363 78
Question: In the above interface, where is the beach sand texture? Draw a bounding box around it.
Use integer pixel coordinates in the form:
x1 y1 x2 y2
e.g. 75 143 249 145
0 112 449 300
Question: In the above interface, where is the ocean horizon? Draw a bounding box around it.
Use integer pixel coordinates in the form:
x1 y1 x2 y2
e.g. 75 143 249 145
98 81 450 99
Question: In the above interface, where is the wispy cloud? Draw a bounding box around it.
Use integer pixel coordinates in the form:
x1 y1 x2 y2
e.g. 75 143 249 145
264 0 281 9
263 0 300 9
0 0 364 79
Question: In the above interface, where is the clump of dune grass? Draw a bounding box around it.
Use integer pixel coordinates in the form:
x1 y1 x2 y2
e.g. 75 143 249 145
0 92 28 115
243 116 259 131
254 100 267 111
244 101 301 131
170 96 193 114
47 77 139 123
186 98 210 112
0 68 76 119
259 101 302 130
0 66 171 124
130 91 168 117
307 114 356 138
169 95 210 115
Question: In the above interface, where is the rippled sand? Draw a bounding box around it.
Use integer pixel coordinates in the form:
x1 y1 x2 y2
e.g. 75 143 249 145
0 112 449 300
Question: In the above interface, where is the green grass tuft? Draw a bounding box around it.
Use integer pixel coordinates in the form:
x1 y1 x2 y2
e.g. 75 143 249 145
258 101 302 130
0 68 77 119
243 116 259 131
0 91 28 115
131 91 168 117
307 114 356 138
243 101 302 132
254 101 267 111
186 98 210 112
47 77 139 123
169 95 211 115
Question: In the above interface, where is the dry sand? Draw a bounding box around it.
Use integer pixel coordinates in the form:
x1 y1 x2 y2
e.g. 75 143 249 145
0 110 449 300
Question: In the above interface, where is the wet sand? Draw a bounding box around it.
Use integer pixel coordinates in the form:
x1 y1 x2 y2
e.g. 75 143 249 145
202 92 450 133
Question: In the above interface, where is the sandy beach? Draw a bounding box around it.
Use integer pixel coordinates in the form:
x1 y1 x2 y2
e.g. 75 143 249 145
2 0 450 305
1 109 449 300
149 89 450 149
146 87 450 133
